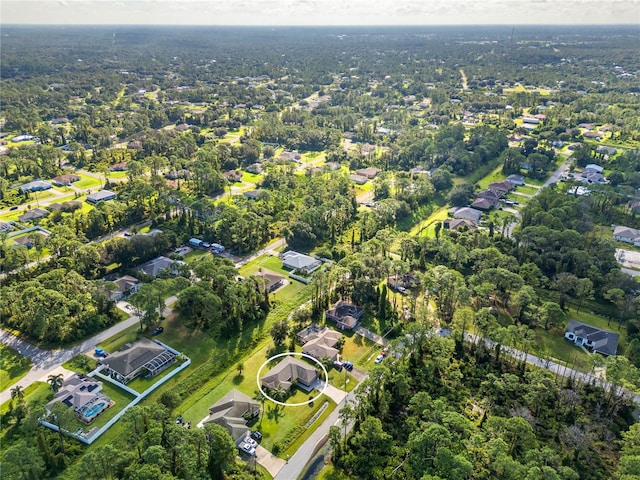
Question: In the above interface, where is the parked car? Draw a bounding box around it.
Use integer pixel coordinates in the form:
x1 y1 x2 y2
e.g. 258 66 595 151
94 348 106 357
239 442 256 456
9 206 18 211
251 430 262 441
343 361 354 371
374 354 384 364
152 326 164 336
244 437 258 448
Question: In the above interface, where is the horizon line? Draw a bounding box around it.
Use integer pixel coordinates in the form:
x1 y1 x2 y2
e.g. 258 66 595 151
2 23 639 27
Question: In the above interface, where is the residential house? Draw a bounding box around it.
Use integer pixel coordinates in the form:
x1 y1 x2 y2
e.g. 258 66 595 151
52 174 80 186
298 325 342 362
567 186 591 196
326 301 364 330
12 229 48 248
20 180 52 192
137 256 185 278
356 167 381 179
18 208 49 222
110 275 141 301
580 171 606 184
100 338 176 384
45 373 112 424
564 320 619 356
470 198 495 211
349 174 368 185
261 357 318 392
243 189 265 200
254 270 285 293
596 146 617 156
506 174 525 186
443 218 478 231
109 162 128 171
488 180 515 195
0 221 14 233
201 389 260 442
164 169 191 180
279 150 301 163
628 200 640 214
613 225 640 246
452 207 483 223
522 117 540 124
127 140 142 149
387 272 419 293
246 163 263 174
223 170 242 183
584 164 604 174
583 131 601 140
87 190 117 204
477 189 501 204
281 251 322 274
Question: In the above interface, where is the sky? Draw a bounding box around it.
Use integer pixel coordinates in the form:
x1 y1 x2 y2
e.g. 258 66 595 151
2 0 639 26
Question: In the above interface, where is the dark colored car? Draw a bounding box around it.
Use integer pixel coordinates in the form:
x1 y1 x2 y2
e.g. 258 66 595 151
343 361 354 371
251 430 262 441
152 326 164 336
9 206 18 211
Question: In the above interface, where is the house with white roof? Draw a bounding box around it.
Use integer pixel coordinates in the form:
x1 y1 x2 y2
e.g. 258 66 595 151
281 251 322 274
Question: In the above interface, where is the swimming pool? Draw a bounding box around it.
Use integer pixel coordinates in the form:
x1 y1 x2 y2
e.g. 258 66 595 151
84 401 106 420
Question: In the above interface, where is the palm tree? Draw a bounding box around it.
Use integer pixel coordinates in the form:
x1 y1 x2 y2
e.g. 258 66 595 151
253 390 267 423
47 373 64 393
10 385 24 401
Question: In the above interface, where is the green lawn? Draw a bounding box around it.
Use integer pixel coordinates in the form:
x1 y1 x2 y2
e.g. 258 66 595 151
528 307 626 373
97 324 142 354
126 362 182 394
516 184 540 195
339 331 381 369
107 171 127 179
316 464 354 480
475 165 505 190
239 254 288 277
327 368 357 393
0 345 32 389
0 381 50 417
409 206 450 237
241 172 263 184
74 174 102 189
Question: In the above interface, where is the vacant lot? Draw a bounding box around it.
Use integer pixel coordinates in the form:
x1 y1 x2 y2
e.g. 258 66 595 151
0 345 32 388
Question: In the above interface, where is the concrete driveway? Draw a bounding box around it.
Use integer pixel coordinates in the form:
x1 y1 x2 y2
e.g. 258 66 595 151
255 445 286 477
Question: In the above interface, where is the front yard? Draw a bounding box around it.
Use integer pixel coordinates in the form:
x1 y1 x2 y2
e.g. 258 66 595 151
0 345 32 388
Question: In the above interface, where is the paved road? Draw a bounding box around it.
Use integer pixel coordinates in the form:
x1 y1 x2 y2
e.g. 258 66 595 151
0 301 140 404
543 156 573 187
274 379 365 480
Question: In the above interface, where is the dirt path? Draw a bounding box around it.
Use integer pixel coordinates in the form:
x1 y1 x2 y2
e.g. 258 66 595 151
460 68 468 91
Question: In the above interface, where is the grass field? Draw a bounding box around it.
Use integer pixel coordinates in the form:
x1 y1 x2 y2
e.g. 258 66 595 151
409 206 450 237
516 184 540 195
0 345 32 389
475 165 505 190
74 174 102 189
316 464 354 480
0 381 50 417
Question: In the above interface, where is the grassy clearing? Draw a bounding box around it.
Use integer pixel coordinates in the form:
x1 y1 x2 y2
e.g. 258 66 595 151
241 172 263 184
75 174 102 189
475 165 505 189
107 171 127 180
126 362 182 394
316 464 354 480
409 206 450 237
239 254 288 277
326 368 357 393
339 332 381 368
516 184 540 195
96 324 141 353
0 382 50 418
0 345 32 388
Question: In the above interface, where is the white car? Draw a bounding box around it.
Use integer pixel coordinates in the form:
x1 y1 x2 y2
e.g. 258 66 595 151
239 442 256 456
374 354 384 364
244 437 258 448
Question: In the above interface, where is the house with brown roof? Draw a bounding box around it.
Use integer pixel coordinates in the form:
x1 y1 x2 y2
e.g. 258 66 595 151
356 167 381 179
100 338 176 384
52 174 81 186
261 357 318 392
223 170 242 183
326 301 364 330
488 180 515 195
201 389 260 442
470 198 495 211
254 270 285 293
110 275 142 301
110 162 128 171
45 374 112 424
297 325 342 361
443 218 478 231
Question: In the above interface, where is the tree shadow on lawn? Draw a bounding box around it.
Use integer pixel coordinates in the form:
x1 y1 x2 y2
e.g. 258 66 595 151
266 404 284 424
232 374 244 385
